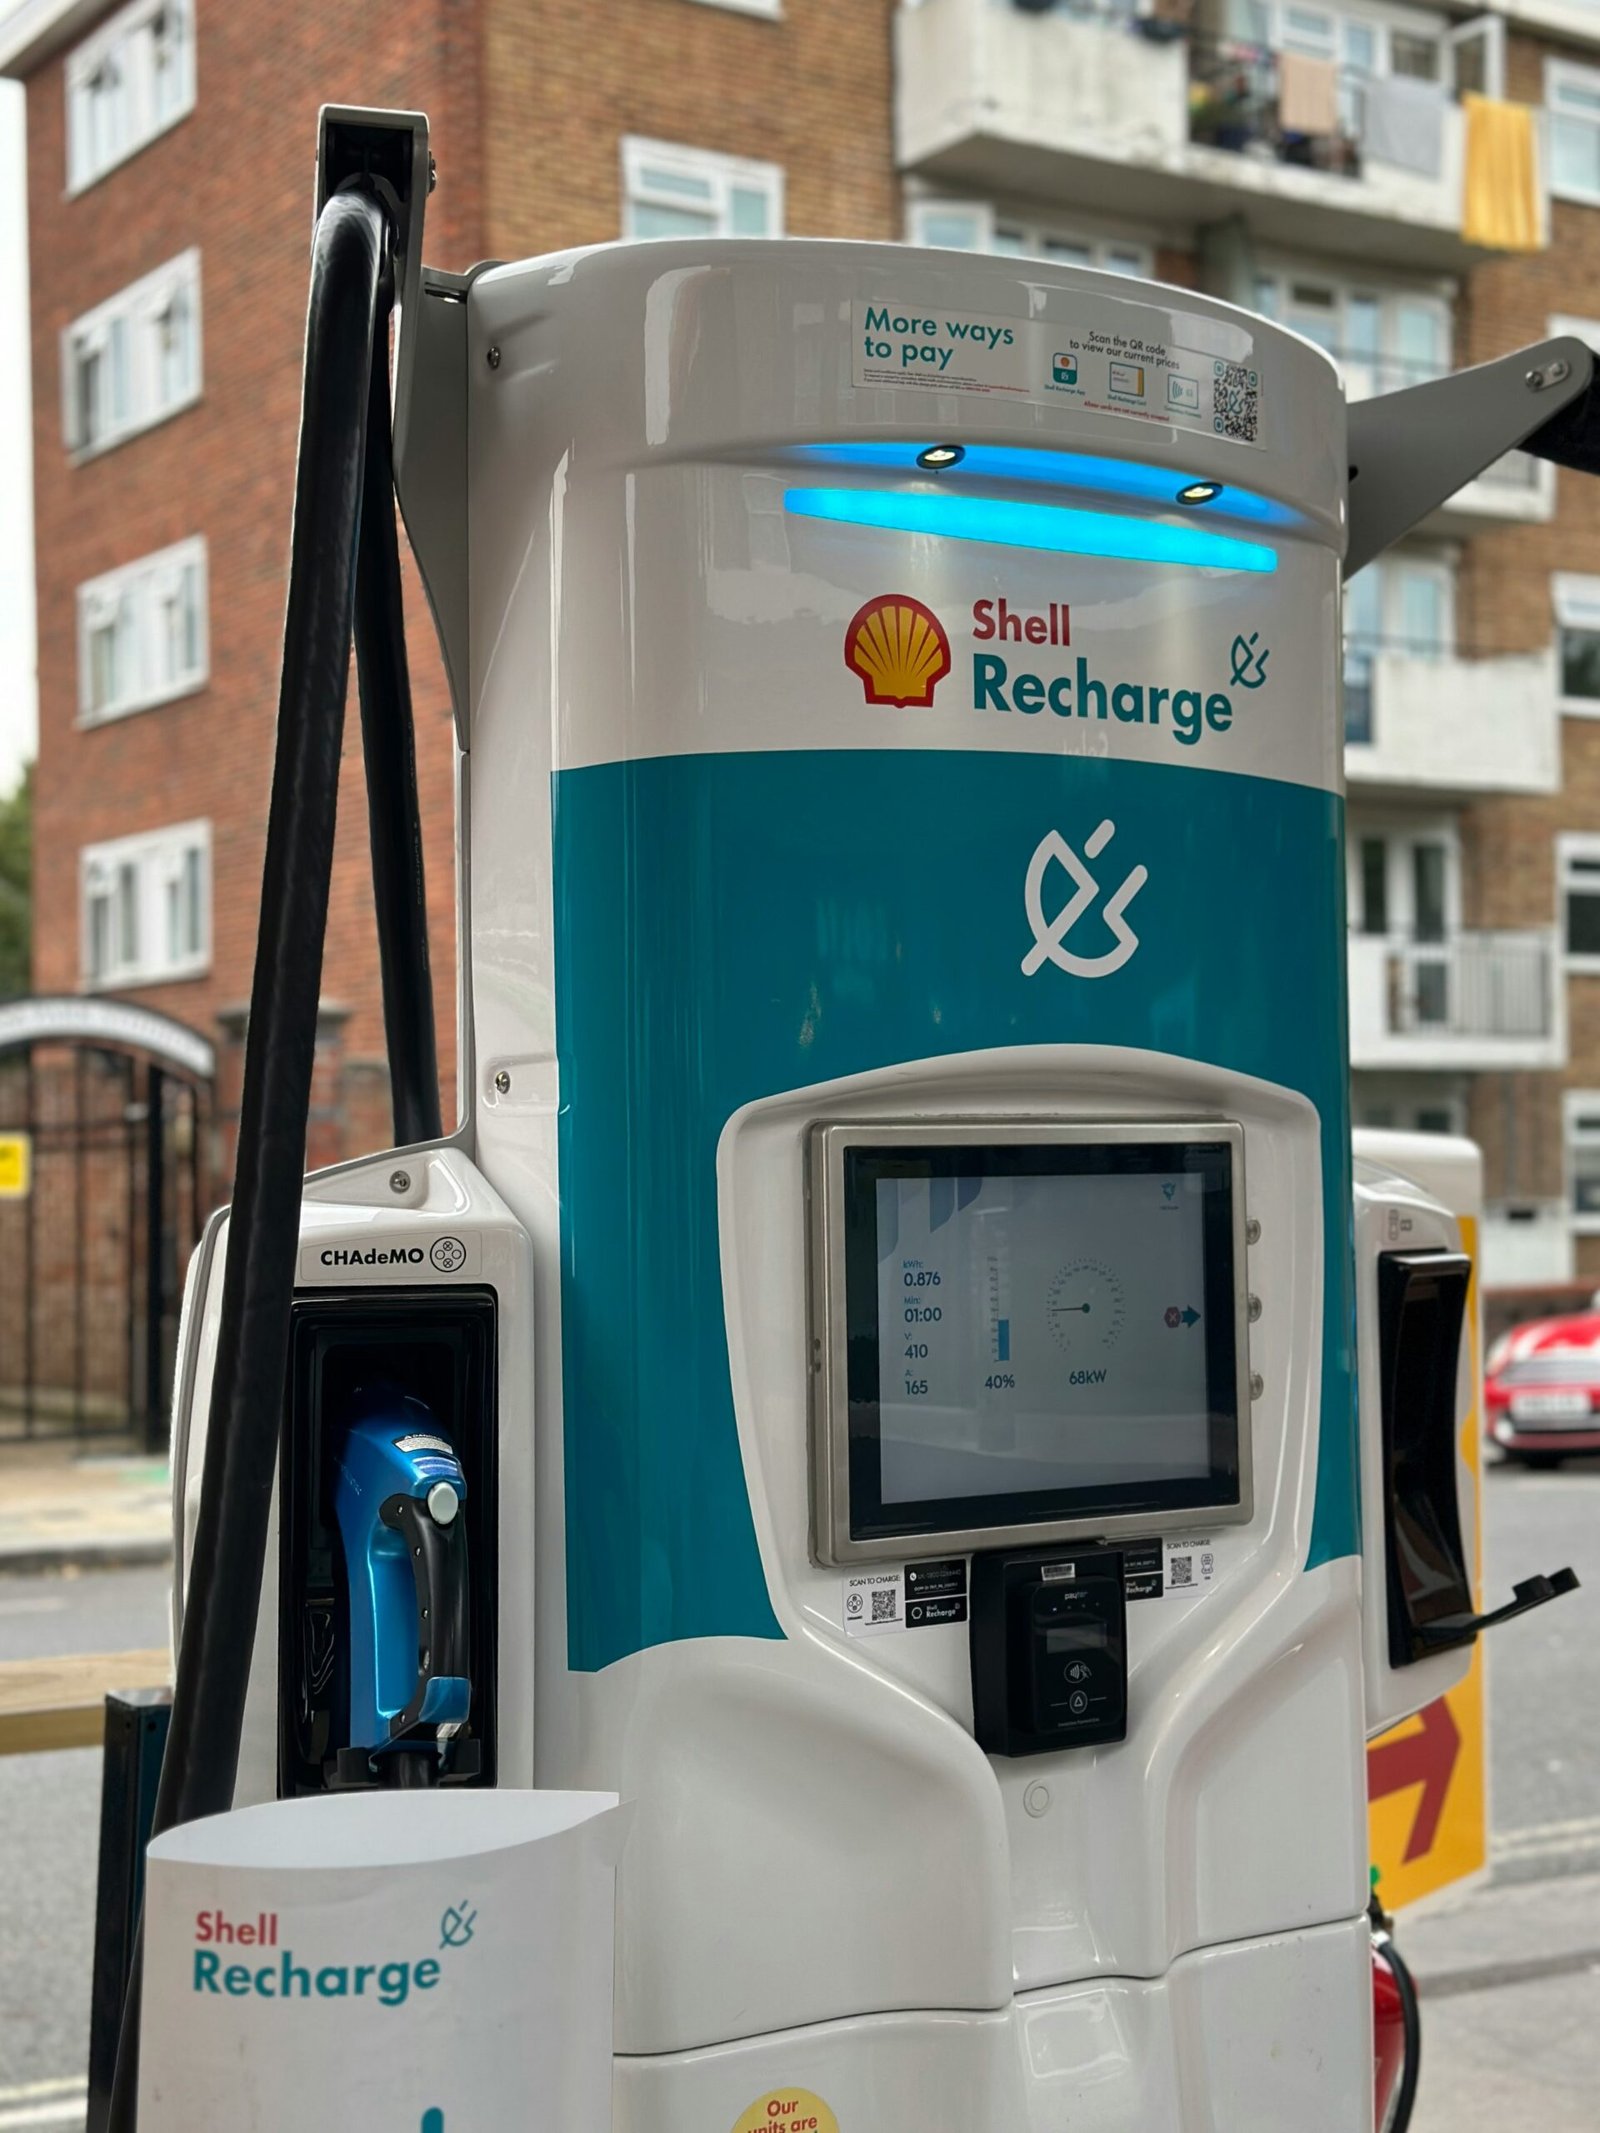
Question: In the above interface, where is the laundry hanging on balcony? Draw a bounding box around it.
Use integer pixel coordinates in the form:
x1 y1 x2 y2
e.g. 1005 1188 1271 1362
1277 51 1339 137
1360 75 1445 178
1462 93 1542 251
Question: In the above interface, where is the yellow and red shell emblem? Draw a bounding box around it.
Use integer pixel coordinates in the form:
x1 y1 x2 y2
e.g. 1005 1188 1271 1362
844 594 951 709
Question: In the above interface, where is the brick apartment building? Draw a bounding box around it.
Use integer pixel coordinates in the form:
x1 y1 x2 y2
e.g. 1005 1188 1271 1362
7 0 1600 1430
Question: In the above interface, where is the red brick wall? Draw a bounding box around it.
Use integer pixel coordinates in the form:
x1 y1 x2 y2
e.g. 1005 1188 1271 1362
481 0 899 259
22 0 486 1169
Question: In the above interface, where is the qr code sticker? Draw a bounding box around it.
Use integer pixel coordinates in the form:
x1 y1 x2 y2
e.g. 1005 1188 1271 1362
871 1587 899 1623
1213 360 1260 444
1169 1554 1194 1588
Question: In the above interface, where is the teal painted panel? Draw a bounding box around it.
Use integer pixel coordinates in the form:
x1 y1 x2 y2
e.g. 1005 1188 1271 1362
551 749 1354 1672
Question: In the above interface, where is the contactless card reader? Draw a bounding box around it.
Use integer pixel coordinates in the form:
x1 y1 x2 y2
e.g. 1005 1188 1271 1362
970 1545 1127 1757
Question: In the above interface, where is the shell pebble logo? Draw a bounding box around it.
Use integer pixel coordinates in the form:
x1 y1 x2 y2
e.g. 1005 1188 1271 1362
844 594 951 709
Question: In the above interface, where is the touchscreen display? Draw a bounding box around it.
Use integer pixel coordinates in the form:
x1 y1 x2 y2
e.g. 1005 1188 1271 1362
839 1139 1242 1544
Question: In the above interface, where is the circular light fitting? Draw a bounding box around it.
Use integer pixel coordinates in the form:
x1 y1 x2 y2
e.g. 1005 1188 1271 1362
1177 480 1224 506
917 444 966 470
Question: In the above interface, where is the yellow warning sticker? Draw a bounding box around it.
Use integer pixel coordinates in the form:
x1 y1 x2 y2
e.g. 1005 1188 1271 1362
731 2092 840 2133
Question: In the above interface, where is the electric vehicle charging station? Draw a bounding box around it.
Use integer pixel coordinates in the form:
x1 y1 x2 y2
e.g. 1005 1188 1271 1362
129 106 1595 2132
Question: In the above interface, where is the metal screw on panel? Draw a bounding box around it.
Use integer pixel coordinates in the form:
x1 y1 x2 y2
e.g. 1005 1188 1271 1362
486 345 502 371
1526 360 1570 390
1250 1372 1265 1401
1245 1217 1261 1246
389 1169 411 1194
494 1068 511 1095
1248 1293 1263 1323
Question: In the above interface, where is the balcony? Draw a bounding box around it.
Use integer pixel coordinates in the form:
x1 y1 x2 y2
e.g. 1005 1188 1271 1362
1343 643 1558 798
897 0 1543 270
1428 449 1558 532
1348 929 1563 1070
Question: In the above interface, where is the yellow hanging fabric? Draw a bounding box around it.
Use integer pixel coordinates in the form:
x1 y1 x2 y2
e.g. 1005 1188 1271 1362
1462 93 1543 251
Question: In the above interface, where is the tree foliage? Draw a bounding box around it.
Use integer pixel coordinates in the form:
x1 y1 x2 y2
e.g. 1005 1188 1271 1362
0 764 32 1000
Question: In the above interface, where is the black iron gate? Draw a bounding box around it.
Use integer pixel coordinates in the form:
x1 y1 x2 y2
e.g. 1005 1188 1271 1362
0 1001 214 1449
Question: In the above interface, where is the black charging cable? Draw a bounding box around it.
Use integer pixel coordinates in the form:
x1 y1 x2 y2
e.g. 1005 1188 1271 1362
355 297 442 1149
1370 1885 1422 2133
106 181 390 2133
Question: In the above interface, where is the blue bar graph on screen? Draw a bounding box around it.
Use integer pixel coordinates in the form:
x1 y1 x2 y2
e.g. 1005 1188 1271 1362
996 1318 1010 1363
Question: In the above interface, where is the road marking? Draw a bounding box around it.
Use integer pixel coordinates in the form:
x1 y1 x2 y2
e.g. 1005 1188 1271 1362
0 2084 87 2133
0 1596 68 1618
0 2104 86 2132
1498 1813 1600 1848
1419 1943 1600 2002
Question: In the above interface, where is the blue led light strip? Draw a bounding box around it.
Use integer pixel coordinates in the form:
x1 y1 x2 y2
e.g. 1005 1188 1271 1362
783 486 1278 573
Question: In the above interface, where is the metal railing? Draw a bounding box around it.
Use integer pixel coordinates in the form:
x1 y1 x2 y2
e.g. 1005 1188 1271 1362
1376 931 1554 1040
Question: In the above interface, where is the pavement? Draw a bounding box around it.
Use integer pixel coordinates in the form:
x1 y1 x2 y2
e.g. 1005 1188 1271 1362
0 1454 1594 2129
1406 1867 1600 2132
0 1442 172 1573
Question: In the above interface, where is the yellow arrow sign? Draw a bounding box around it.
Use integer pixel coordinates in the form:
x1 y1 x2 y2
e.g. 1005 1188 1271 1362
0 1132 30 1199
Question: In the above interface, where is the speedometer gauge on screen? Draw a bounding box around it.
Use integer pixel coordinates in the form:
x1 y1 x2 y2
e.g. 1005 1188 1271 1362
809 1121 1253 1564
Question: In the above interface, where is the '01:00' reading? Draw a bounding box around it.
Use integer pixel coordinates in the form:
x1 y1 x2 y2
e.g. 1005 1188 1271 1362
904 1260 942 1327
902 1259 941 1396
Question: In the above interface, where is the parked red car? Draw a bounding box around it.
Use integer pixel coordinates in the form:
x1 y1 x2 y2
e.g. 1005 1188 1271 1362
1486 1307 1600 1464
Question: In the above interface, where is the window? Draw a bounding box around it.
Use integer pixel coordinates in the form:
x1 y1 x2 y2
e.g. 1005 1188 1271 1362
1549 59 1600 206
77 537 207 724
1565 1092 1600 1222
1554 575 1600 713
906 199 1154 278
683 0 781 12
1253 270 1449 399
1358 835 1388 933
1559 835 1600 967
1343 551 1454 745
80 820 210 988
621 139 783 240
1247 0 1441 80
62 250 202 457
66 0 195 194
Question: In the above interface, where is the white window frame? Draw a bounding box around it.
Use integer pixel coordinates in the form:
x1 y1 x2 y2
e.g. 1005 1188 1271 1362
1346 815 1462 939
904 197 1155 279
621 137 784 240
66 0 196 196
1253 266 1451 399
76 536 208 726
1252 0 1448 80
682 0 781 14
61 249 202 459
1558 831 1600 973
80 819 211 990
1547 57 1600 207
1554 572 1600 716
1564 1088 1600 1230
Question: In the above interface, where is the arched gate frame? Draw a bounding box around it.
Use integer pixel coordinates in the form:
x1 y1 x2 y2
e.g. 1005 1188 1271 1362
0 998 214 1449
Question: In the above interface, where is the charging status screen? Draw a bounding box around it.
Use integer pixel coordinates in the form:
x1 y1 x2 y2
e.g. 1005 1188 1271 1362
839 1136 1243 1540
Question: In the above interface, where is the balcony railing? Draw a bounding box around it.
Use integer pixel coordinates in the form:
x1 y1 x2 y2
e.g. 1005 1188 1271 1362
1188 32 1370 179
1378 932 1555 1042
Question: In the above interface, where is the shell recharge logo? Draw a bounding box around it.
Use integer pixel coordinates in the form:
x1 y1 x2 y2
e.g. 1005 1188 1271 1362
844 594 951 708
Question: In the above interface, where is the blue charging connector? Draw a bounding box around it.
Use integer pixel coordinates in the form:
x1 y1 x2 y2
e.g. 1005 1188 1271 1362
333 1386 471 1765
